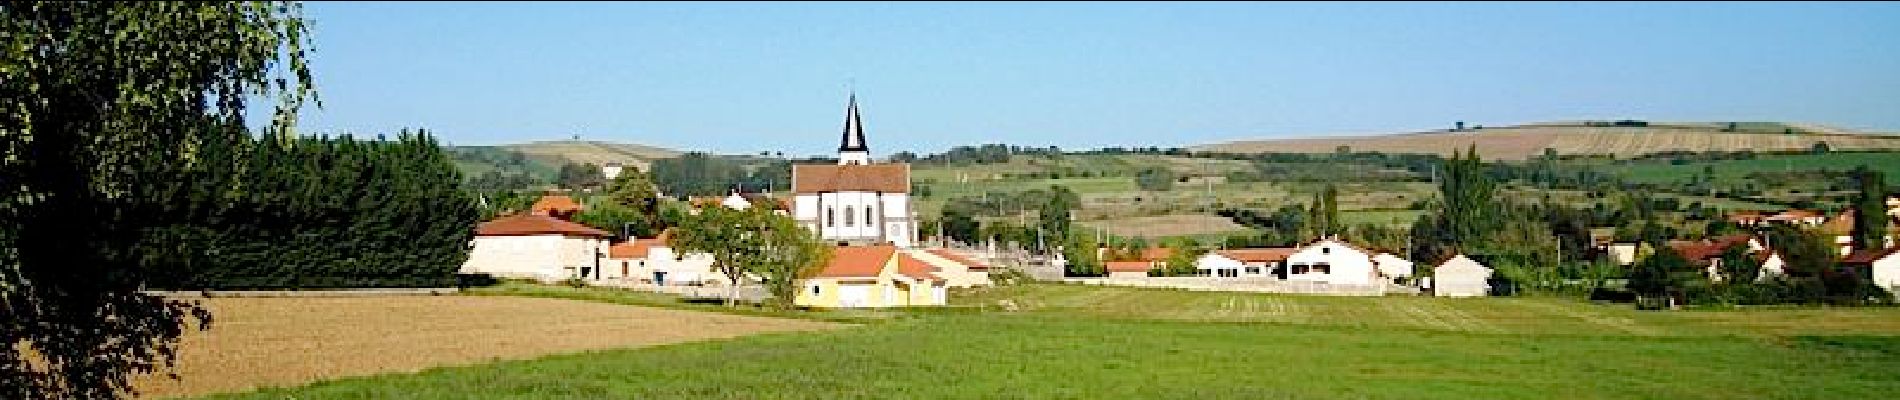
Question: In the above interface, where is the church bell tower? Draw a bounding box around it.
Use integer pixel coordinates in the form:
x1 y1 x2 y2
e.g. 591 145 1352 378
837 92 871 166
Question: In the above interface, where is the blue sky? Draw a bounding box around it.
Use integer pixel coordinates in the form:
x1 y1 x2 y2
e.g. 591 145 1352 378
278 1 1900 157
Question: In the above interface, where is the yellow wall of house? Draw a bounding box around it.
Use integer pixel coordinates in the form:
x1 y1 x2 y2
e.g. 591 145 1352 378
794 278 845 308
796 254 954 308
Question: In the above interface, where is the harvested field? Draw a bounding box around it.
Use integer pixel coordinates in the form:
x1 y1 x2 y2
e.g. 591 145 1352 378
132 296 837 399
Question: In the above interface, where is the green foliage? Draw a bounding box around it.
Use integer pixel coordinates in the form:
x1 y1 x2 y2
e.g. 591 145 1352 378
1134 166 1176 191
144 132 480 289
556 162 607 190
1850 166 1887 250
1629 245 1690 300
649 152 748 198
600 168 664 238
1160 237 1204 276
1716 243 1762 284
1062 232 1104 277
1 2 322 397
1037 185 1080 247
668 206 831 308
939 207 979 244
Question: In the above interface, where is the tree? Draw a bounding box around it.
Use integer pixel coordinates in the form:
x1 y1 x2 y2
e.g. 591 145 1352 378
1062 231 1103 277
1850 166 1888 251
668 206 753 306
2 3 318 398
940 208 980 245
1135 167 1175 192
1811 141 1832 154
1715 243 1762 284
749 209 832 310
602 167 663 237
1629 245 1690 307
1039 185 1080 249
1161 238 1204 276
556 162 606 190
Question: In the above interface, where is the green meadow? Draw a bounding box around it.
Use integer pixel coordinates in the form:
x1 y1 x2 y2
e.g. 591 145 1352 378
207 284 1900 399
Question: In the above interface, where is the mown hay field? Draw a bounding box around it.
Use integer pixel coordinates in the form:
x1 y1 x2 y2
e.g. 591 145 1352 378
134 296 837 399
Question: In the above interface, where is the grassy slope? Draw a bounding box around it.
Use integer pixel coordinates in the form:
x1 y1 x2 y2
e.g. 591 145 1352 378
1602 152 1900 184
210 284 1900 399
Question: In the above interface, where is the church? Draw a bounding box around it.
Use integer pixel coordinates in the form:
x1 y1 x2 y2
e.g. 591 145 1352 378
791 94 918 248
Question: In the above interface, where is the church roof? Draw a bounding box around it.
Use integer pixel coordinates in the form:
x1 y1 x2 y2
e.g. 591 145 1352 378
839 93 868 152
792 164 910 193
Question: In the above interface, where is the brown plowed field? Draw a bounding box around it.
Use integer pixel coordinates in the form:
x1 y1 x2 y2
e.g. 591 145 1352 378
130 296 837 398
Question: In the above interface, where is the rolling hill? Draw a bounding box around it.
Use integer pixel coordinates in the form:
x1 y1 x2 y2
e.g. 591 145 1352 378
1193 121 1900 160
500 140 684 171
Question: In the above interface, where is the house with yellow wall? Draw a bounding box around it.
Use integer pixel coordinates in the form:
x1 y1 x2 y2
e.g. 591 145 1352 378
796 245 946 308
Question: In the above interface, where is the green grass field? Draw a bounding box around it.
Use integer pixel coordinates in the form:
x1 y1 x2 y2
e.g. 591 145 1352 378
1603 152 1900 184
206 284 1900 399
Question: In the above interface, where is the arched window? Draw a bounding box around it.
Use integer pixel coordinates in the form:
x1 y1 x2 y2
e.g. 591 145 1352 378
845 206 856 226
826 208 835 227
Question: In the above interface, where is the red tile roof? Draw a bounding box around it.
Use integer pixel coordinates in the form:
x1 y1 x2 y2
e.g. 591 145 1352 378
476 214 611 238
792 164 910 193
814 245 897 278
530 194 583 216
895 253 943 282
1105 261 1154 273
608 238 664 259
1215 248 1298 263
926 249 989 270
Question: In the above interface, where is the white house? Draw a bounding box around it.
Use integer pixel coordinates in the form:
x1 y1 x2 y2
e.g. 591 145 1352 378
1283 238 1379 285
461 213 613 282
1195 248 1295 278
600 162 625 180
1843 247 1900 295
604 231 722 286
1372 253 1414 280
791 93 917 247
1432 255 1492 297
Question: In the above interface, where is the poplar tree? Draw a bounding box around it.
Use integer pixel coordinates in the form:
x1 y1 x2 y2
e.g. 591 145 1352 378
1850 166 1888 251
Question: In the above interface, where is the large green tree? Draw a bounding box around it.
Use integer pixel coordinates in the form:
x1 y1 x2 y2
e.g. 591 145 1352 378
1 2 315 397
750 210 833 309
1850 166 1888 251
1038 185 1080 250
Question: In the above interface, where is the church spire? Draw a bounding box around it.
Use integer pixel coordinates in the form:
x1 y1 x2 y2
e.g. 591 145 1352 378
839 92 868 152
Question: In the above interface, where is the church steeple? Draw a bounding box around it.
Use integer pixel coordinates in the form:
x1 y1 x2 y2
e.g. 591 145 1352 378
837 92 871 165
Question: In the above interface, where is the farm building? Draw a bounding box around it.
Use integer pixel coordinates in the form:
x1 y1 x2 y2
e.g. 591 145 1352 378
795 245 946 308
1105 261 1154 278
1432 255 1492 297
1195 248 1295 278
1841 247 1900 295
461 213 613 282
604 230 722 286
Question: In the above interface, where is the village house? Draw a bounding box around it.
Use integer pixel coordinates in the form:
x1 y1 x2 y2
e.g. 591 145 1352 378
604 230 722 286
790 94 918 247
1818 210 1899 257
1666 234 1787 283
1194 248 1295 278
460 212 613 282
1372 252 1415 281
1432 254 1492 297
1840 247 1900 295
795 245 946 308
1105 261 1154 278
1282 238 1382 285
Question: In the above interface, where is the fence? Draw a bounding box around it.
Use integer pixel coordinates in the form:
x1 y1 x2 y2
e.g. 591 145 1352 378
1060 276 1419 297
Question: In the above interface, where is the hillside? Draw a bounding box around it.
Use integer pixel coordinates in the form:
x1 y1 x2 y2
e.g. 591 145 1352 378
501 140 684 171
1194 122 1900 160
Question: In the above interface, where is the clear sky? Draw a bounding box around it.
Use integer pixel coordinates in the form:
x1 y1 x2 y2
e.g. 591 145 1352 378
280 1 1900 157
